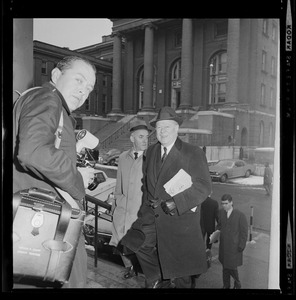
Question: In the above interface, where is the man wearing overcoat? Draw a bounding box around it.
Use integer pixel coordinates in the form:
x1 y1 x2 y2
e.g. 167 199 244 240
109 119 150 279
120 106 212 288
217 194 248 289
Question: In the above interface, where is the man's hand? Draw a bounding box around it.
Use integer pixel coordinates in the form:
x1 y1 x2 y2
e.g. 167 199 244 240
149 198 162 208
161 199 177 215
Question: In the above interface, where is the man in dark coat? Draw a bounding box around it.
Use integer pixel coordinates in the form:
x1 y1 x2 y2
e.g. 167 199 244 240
263 162 273 196
217 194 248 289
13 56 96 288
120 106 212 288
200 194 219 267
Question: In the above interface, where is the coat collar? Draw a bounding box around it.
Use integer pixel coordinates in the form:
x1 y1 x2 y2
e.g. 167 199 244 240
151 138 183 184
44 82 71 116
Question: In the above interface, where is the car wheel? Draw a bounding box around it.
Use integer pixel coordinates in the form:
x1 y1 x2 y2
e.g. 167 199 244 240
245 170 251 178
83 224 95 246
220 174 228 183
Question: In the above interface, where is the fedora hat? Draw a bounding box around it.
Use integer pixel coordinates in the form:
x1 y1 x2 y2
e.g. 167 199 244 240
150 106 183 127
130 118 150 132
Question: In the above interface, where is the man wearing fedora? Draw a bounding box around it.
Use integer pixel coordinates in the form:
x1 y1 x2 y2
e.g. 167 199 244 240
119 106 212 288
109 119 150 279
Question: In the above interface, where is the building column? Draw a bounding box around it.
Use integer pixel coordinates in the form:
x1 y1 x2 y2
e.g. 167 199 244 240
124 36 134 114
179 18 193 110
13 19 33 103
110 32 123 114
226 19 240 103
141 23 155 112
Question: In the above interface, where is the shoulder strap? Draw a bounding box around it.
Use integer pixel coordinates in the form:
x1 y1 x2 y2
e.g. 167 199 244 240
54 110 64 149
52 106 79 209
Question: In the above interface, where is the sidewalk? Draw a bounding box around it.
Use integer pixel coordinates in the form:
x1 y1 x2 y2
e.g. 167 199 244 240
228 175 263 186
85 229 270 290
85 175 269 290
195 230 270 289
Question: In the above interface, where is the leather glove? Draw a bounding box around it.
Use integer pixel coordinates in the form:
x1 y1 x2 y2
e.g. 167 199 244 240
161 199 177 215
149 198 162 209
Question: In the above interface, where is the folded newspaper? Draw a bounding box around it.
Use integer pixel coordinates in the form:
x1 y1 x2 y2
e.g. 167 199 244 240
164 169 197 212
163 168 192 197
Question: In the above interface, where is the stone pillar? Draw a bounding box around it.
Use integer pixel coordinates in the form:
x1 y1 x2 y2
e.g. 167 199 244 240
13 19 33 103
110 32 123 114
179 18 193 110
226 19 240 103
124 36 134 113
142 23 155 112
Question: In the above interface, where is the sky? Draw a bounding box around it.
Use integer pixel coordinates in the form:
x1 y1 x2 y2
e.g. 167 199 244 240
33 18 113 50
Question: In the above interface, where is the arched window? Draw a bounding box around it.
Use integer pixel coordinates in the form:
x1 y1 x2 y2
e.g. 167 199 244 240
241 127 248 146
209 51 227 104
170 59 181 110
138 66 157 110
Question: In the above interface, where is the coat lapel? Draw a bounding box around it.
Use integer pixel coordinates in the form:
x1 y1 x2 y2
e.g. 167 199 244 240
156 138 182 188
149 142 162 186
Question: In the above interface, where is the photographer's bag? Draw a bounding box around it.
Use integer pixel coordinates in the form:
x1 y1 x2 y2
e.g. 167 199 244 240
13 187 85 287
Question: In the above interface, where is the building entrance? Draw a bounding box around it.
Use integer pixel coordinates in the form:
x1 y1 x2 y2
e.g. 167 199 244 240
171 87 180 110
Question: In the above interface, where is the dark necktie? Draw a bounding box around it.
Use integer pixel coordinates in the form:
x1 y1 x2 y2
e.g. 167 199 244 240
161 147 167 163
134 152 138 160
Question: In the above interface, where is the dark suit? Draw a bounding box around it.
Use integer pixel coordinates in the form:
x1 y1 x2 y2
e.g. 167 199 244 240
121 138 212 287
200 196 219 249
217 208 248 288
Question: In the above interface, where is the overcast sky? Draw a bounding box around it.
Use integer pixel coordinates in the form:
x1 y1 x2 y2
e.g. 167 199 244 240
33 18 113 50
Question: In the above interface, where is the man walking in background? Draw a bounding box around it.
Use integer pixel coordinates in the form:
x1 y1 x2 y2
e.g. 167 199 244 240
216 194 248 289
200 194 219 268
263 162 273 196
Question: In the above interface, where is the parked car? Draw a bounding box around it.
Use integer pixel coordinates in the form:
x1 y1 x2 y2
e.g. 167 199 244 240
208 159 255 183
98 149 121 166
84 167 116 249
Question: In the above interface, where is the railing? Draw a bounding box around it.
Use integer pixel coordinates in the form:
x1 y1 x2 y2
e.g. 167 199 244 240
99 115 157 149
148 129 157 146
84 194 112 268
100 116 137 149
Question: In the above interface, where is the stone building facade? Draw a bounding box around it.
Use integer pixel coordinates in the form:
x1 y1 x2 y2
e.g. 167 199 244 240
35 18 279 148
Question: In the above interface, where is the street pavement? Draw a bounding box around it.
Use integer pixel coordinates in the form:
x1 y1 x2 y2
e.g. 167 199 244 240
85 175 277 292
227 175 263 186
85 229 271 290
194 230 270 290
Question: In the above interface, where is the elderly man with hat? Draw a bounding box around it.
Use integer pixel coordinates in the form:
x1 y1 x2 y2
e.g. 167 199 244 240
109 118 150 279
119 106 212 288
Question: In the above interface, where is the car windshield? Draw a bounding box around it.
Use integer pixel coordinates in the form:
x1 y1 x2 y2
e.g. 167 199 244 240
216 160 234 168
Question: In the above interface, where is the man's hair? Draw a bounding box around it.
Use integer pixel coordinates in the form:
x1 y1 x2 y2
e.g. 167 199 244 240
221 194 232 202
56 56 97 74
